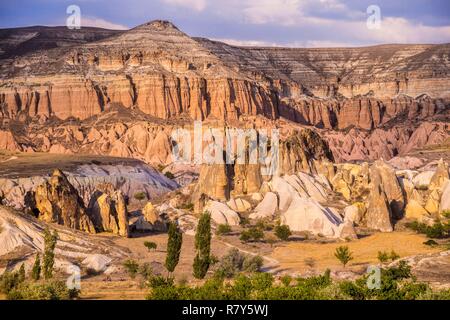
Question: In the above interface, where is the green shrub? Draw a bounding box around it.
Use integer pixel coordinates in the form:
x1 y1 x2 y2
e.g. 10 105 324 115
442 210 450 218
145 262 450 301
178 202 194 211
255 220 273 231
144 241 157 251
389 250 400 261
378 251 390 263
274 225 292 241
242 255 263 273
216 224 232 236
406 221 450 239
280 275 292 287
214 248 263 279
239 217 250 227
7 281 79 300
123 259 139 279
0 271 24 295
134 192 147 202
240 227 264 243
164 171 175 180
138 263 153 280
416 185 428 191
423 239 439 247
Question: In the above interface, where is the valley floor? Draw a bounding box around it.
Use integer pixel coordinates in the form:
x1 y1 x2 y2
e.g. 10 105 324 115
74 231 448 300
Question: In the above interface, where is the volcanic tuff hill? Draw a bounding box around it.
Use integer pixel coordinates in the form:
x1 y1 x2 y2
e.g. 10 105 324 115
0 20 449 162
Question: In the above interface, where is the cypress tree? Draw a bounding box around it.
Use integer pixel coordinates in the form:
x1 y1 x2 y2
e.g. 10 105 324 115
193 212 212 279
165 222 182 274
18 263 26 282
43 228 58 279
32 253 41 281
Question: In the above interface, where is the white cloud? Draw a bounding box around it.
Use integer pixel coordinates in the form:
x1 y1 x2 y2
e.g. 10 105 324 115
212 38 282 47
81 16 128 30
241 0 302 25
162 0 207 11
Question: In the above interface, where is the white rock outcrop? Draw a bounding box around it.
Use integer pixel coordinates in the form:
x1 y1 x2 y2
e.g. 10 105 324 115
250 192 278 220
205 201 241 226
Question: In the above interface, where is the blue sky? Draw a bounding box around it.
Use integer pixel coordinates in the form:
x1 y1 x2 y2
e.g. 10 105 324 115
1 0 450 47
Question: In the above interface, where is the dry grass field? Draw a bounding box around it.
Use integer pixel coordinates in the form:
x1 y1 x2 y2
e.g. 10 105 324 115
270 231 442 274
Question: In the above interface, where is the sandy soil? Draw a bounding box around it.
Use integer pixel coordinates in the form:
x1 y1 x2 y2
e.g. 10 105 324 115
78 233 232 300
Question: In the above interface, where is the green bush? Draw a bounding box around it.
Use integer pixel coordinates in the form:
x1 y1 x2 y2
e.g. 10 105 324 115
164 171 175 180
242 255 263 273
280 275 292 287
7 281 79 300
214 248 263 279
0 271 24 295
240 227 264 243
406 221 450 239
144 241 157 251
216 224 232 236
123 259 139 279
139 263 153 280
378 251 390 263
145 262 450 301
255 220 273 231
178 202 194 211
134 192 147 202
423 239 439 247
274 225 292 241
239 217 250 227
389 250 400 261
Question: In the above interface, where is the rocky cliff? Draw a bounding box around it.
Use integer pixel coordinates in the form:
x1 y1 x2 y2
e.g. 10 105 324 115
0 20 448 164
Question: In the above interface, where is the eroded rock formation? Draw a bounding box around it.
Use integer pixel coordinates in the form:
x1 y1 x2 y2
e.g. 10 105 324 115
34 169 96 233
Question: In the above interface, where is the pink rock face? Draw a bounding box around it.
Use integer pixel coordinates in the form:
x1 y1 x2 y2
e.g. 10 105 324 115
324 122 449 163
0 130 21 151
0 21 448 165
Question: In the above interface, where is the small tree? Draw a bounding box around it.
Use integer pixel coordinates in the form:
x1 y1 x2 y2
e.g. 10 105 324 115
18 264 26 282
193 212 212 279
32 253 41 281
165 222 183 274
144 241 158 252
275 225 292 241
43 228 58 279
334 246 353 268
